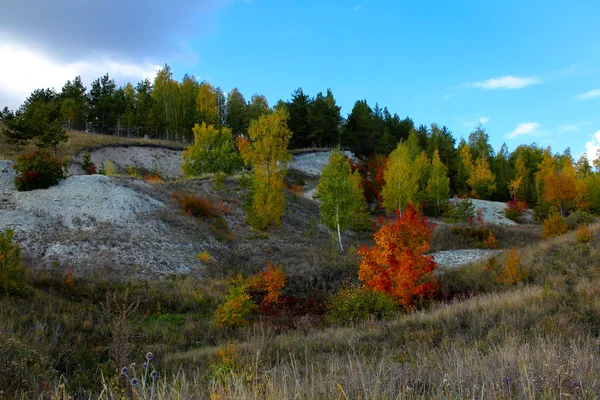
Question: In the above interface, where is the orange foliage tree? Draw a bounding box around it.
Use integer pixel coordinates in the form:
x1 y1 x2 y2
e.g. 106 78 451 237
357 205 438 308
537 151 577 216
249 262 287 305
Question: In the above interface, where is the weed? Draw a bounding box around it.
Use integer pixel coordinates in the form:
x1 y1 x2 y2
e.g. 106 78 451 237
575 225 592 243
0 229 25 295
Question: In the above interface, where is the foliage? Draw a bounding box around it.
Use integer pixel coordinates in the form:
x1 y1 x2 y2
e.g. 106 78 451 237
486 248 527 285
249 262 287 305
211 215 234 243
482 230 499 249
382 142 420 213
214 276 257 328
326 285 396 325
541 211 568 239
504 197 528 222
361 154 387 206
172 192 215 219
197 250 212 263
358 205 438 308
103 160 116 176
13 149 67 191
210 342 238 385
426 149 450 215
445 197 475 222
575 225 592 243
81 149 96 174
181 123 242 177
316 148 367 253
537 151 577 216
238 110 292 230
0 229 25 296
467 156 496 199
564 211 595 230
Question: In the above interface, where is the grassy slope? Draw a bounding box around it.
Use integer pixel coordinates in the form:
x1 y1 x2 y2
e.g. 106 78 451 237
1 211 596 398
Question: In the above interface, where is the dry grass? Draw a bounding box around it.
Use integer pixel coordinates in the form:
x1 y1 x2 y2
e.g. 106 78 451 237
0 127 186 161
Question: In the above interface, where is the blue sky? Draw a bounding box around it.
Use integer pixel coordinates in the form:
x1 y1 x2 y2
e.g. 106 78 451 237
2 0 600 160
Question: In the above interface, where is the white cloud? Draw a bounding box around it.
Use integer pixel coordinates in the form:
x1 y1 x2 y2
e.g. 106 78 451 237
575 89 600 100
460 116 490 128
507 122 541 139
0 40 160 110
473 75 541 90
585 130 600 164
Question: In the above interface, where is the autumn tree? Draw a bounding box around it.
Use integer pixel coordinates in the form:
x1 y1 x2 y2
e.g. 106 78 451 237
358 205 438 308
316 149 368 253
60 98 77 131
467 156 496 199
536 150 577 216
382 142 420 214
426 149 450 214
239 110 292 230
181 123 242 177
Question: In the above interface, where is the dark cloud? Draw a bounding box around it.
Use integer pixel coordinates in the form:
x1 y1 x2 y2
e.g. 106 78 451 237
0 0 225 62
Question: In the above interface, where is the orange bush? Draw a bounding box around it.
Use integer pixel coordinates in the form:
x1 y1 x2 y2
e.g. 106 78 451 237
576 225 592 243
541 212 568 239
358 205 438 308
64 268 75 290
250 262 287 305
482 230 499 249
488 247 527 285
172 192 215 219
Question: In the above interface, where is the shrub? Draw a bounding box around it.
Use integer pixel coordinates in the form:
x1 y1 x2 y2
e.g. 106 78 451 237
445 198 475 223
249 262 287 305
575 225 592 243
13 149 67 191
0 229 25 295
211 215 234 242
486 248 527 285
104 160 116 176
482 230 499 249
504 197 528 222
214 275 257 328
197 250 212 263
326 285 396 325
542 212 568 239
172 192 214 219
564 211 595 231
358 205 438 308
533 202 552 223
81 149 96 175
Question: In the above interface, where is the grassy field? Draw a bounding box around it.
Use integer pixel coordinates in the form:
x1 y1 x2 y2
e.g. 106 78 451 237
1 212 598 398
0 123 186 161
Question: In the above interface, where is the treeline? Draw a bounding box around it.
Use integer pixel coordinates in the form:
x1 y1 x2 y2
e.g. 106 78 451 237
2 64 600 212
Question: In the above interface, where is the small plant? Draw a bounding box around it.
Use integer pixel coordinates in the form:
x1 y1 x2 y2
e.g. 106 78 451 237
565 211 595 230
326 285 396 325
249 262 287 305
81 149 97 175
121 352 160 400
575 225 592 243
172 192 214 219
197 250 212 263
209 342 238 385
64 268 75 290
504 196 528 222
486 248 527 285
104 160 116 177
542 211 568 239
213 172 226 192
214 275 257 328
445 197 475 223
211 215 234 242
0 229 25 296
127 166 142 179
482 230 499 249
13 149 67 191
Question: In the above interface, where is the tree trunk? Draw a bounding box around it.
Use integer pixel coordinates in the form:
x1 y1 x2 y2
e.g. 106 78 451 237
336 205 344 254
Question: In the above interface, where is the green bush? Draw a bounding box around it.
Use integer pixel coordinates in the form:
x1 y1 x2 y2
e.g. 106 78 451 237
0 229 25 295
13 149 67 191
564 211 595 230
326 285 396 325
445 198 475 223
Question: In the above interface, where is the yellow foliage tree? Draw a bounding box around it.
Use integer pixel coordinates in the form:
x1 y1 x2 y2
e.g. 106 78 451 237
382 142 419 214
196 82 218 126
239 110 292 230
467 156 496 199
509 157 528 199
536 151 577 216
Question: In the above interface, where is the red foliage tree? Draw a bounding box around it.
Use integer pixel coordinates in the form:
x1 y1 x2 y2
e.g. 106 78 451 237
358 205 438 307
